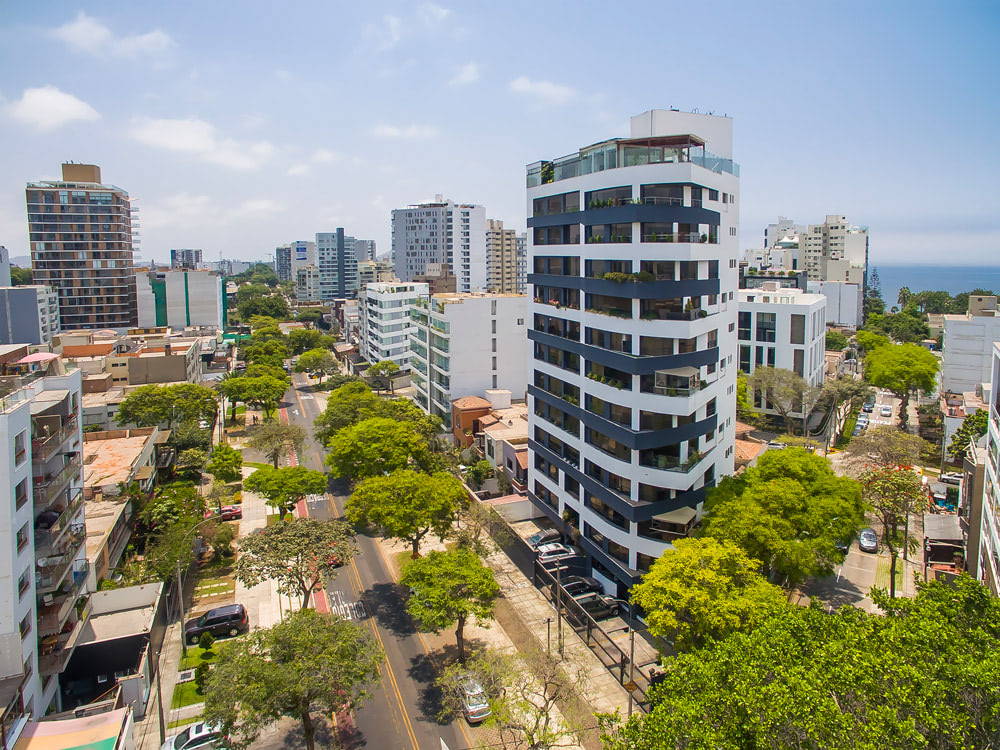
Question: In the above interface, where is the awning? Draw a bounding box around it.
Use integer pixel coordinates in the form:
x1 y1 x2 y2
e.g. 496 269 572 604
135 465 155 481
515 451 528 470
923 513 962 542
659 366 699 378
653 506 697 526
16 352 58 364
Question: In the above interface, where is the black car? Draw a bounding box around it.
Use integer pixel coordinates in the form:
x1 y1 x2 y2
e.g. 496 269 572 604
526 529 561 549
571 592 621 620
561 576 605 597
185 604 249 645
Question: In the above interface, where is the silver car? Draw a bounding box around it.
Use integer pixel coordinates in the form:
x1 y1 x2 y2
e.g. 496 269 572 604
162 722 223 750
459 677 491 724
858 528 879 553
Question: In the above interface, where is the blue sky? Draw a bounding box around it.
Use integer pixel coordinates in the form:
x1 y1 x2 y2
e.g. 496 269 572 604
1 1 997 266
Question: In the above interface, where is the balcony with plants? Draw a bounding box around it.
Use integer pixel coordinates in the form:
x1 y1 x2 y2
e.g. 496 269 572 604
585 292 632 320
37 594 91 675
639 296 706 322
37 563 88 637
533 285 580 311
640 221 718 244
585 362 632 391
639 439 709 473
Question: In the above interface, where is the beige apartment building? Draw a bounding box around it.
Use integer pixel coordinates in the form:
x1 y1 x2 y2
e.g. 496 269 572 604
486 219 524 294
26 164 138 330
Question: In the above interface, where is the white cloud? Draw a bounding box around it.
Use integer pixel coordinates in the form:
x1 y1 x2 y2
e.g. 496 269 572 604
311 148 339 163
372 123 439 139
8 86 100 130
286 147 341 175
365 14 402 51
508 76 577 105
129 116 274 170
418 3 451 26
449 62 480 86
142 192 216 229
51 12 174 60
229 198 283 220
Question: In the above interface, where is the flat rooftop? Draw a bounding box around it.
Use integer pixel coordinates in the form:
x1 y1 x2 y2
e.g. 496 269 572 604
79 584 161 644
83 430 154 488
85 500 129 559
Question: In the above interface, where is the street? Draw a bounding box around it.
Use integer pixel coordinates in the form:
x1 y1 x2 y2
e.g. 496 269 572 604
281 374 476 750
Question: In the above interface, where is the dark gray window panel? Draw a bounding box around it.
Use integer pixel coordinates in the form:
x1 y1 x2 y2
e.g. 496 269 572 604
527 203 721 229
529 274 720 300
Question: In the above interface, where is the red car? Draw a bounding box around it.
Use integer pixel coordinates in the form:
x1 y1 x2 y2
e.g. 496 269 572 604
205 505 243 521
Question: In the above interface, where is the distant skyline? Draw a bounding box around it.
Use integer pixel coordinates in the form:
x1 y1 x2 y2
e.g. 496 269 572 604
1 1 998 266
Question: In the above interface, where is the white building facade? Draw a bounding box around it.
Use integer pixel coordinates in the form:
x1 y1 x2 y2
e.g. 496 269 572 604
0 286 61 345
0 366 85 718
296 265 322 302
409 294 528 429
525 110 739 596
977 343 1000 594
275 241 317 283
135 270 226 330
358 282 428 370
942 298 1000 393
807 279 863 329
391 197 487 293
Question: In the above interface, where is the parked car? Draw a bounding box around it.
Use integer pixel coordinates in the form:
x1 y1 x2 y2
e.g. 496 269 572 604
536 543 578 566
858 528 879 553
561 575 605 596
571 592 621 620
185 604 249 645
880 405 893 417
527 529 561 548
204 505 242 522
457 676 491 724
864 396 877 408
862 403 874 413
940 472 963 486
835 533 854 553
162 722 224 750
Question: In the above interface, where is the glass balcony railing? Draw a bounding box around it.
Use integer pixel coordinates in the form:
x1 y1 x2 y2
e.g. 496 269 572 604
31 417 78 462
34 490 84 554
35 525 86 595
33 455 82 509
37 568 88 636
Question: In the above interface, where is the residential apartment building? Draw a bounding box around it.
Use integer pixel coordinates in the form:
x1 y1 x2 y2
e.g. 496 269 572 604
525 110 739 596
0 360 85 717
807 279 863 329
0 245 11 286
0 286 61 345
412 263 457 295
764 216 806 251
275 241 317 283
409 293 528 429
26 163 138 330
515 233 528 294
357 260 395 288
169 249 202 270
358 282 428 370
798 215 868 284
135 269 226 330
975 342 1000 594
317 230 369 300
354 239 377 262
942 296 1000 393
296 266 322 302
737 282 827 388
391 196 487 293
486 219 524 294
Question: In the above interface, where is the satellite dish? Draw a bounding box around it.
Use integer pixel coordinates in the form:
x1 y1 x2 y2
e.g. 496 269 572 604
38 557 49 567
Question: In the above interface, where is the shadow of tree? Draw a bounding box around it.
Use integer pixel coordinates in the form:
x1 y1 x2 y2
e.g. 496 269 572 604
363 582 416 636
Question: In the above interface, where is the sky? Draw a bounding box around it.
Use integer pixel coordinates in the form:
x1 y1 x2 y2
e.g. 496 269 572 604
1 1 998 267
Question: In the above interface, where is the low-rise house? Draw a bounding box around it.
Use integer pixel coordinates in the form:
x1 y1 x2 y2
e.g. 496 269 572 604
733 421 767 474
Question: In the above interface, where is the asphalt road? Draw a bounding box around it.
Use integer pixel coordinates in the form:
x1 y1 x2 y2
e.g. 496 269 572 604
283 374 475 750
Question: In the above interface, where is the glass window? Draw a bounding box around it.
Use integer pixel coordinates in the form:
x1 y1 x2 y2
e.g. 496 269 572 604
756 312 776 343
738 312 751 340
790 314 805 345
739 345 751 373
14 430 26 464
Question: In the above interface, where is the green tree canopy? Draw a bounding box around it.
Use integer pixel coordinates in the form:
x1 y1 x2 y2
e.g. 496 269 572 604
865 342 939 421
243 465 327 513
735 371 757 423
206 443 243 484
247 421 305 468
745 366 808 434
368 359 400 393
168 420 212 452
347 470 462 557
856 329 890 352
401 548 500 662
240 374 288 419
314 381 442 444
233 518 355 608
843 425 933 470
859 464 925 598
241 339 289 369
948 409 988 462
140 483 205 529
325 417 433 480
602 576 1000 750
294 348 336 383
464 459 493 490
204 608 382 750
631 538 787 651
10 266 32 285
703 448 865 587
288 328 333 355
825 330 849 351
116 383 218 428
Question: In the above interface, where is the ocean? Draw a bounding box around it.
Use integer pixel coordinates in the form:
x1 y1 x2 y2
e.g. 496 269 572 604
872 265 1000 309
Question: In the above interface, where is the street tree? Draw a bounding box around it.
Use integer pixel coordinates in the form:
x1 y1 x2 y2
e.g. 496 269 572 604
825 330 849 351
294 309 323 328
117 383 217 428
203 608 382 750
313 381 379 442
703 448 865 587
368 359 400 393
233 518 355 608
294 348 336 383
243 465 327 514
241 339 289 369
859 464 925 598
216 373 248 423
745 366 808 434
325 417 433 480
238 294 290 322
735 371 757 423
247 422 306 468
140 483 205 530
288 328 333 355
168 420 212 452
400 548 500 662
864 342 939 424
177 448 208 471
856 329 891 353
347 470 462 557
454 499 514 558
601 576 1000 750
205 443 243 484
240 374 289 420
948 409 989 462
842 425 933 471
438 647 591 750
631 538 787 651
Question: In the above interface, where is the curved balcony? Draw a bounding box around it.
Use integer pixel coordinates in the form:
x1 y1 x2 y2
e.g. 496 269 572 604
528 201 720 229
528 273 720 301
528 329 718 376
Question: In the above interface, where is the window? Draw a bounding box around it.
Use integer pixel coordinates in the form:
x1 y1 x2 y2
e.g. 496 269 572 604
16 523 29 553
491 320 497 334
756 312 776 343
790 314 805 345
14 430 26 464
14 478 27 510
17 568 30 599
708 189 719 201
739 345 751 373
793 349 804 377
564 476 579 498
19 614 31 639
738 312 751 340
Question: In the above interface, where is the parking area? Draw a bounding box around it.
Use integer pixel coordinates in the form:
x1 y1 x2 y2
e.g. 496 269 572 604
798 543 881 613
857 389 901 433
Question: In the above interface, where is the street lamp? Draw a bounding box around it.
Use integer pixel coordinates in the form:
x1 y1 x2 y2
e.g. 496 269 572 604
175 514 222 657
609 597 637 717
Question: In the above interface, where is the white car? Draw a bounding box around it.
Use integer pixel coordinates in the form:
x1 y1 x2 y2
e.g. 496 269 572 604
880 405 893 417
162 722 224 750
536 543 578 566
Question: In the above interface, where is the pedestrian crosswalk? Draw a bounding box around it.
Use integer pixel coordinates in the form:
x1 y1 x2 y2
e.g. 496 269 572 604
328 589 367 620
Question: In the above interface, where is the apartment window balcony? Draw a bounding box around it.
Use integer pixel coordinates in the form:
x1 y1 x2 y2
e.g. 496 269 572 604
35 526 86 595
31 416 78 462
37 601 91 675
639 298 704 321
36 567 87 637
584 293 632 320
34 490 84 554
33 454 82 510
639 445 713 473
